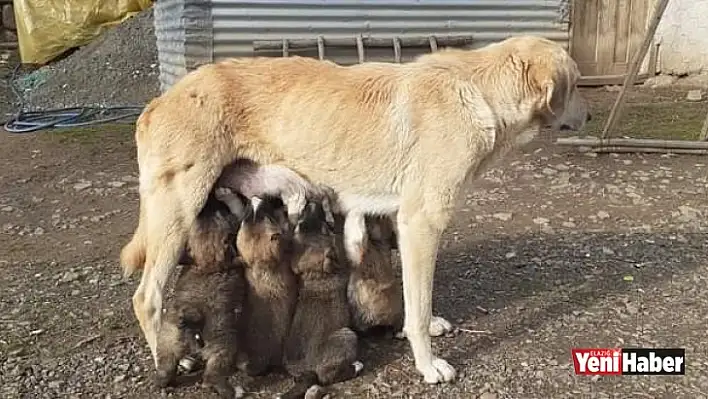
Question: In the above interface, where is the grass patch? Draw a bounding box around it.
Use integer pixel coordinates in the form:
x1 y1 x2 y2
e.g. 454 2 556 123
584 102 707 140
36 123 135 145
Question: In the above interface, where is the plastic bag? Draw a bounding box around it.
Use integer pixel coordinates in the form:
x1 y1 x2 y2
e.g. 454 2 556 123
14 0 153 65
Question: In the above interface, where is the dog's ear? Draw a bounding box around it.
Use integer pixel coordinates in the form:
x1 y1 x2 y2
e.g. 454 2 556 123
525 60 556 115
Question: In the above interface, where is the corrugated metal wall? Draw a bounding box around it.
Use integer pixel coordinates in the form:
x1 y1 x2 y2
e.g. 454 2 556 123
156 0 570 91
154 0 212 92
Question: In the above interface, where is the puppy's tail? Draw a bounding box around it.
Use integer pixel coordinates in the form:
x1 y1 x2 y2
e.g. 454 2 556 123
120 231 147 278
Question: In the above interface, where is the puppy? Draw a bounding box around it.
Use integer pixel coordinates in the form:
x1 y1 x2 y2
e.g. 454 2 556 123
236 196 298 376
155 195 245 398
346 215 404 335
281 201 362 399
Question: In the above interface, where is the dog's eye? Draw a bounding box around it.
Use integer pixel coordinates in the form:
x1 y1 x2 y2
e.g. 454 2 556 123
270 232 281 242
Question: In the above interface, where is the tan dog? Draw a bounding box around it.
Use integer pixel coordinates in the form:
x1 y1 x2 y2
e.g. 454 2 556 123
120 35 589 384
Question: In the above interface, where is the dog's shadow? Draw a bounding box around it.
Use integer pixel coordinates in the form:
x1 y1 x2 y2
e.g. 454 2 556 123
428 230 704 366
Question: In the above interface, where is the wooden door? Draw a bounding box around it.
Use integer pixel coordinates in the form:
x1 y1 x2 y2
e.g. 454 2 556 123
571 0 655 84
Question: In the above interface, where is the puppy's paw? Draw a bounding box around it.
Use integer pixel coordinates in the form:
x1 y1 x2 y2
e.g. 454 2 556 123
352 360 364 375
304 384 326 399
153 369 175 389
428 316 453 337
417 357 457 384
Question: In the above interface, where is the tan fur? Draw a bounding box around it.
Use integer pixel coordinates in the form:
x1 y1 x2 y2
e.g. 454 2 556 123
121 35 589 383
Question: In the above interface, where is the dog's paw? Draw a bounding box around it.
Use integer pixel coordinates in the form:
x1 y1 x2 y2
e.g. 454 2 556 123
418 357 457 384
428 316 453 337
353 360 364 375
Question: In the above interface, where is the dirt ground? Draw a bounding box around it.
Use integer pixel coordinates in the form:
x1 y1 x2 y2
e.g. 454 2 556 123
1 86 708 399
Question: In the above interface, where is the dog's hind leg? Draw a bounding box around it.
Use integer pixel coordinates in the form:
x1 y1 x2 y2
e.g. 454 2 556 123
396 195 457 384
132 160 222 368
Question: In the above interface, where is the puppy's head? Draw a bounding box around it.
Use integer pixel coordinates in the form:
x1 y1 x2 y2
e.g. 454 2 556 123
182 195 240 270
510 36 590 134
366 216 398 250
291 201 343 276
162 303 206 355
236 196 293 266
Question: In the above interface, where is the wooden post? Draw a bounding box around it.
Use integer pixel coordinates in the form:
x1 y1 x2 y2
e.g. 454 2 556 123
356 35 365 64
393 37 402 63
316 36 325 60
429 36 439 52
700 110 708 141
282 39 289 57
600 0 670 140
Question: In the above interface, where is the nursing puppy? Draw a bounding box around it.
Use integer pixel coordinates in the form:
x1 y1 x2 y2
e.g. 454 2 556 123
281 201 362 399
122 35 590 383
346 215 404 335
155 195 244 398
236 196 298 377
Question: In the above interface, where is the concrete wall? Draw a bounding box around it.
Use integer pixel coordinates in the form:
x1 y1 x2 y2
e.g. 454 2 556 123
656 0 708 75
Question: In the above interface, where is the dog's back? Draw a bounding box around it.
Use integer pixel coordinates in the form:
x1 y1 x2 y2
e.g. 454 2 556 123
281 201 360 398
236 196 298 376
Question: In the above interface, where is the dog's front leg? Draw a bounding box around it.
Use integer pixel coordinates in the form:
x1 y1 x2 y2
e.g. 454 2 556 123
396 207 456 384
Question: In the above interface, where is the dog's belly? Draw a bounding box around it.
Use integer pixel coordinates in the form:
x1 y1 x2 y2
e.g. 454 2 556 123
337 193 399 216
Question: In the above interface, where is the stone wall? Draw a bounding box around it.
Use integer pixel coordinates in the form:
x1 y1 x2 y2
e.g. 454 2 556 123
656 0 708 75
0 0 18 49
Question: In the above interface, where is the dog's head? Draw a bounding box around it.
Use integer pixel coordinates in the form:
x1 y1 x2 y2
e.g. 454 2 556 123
236 196 293 266
507 36 591 134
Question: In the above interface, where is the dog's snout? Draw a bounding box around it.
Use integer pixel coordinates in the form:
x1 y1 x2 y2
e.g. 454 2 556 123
586 113 592 122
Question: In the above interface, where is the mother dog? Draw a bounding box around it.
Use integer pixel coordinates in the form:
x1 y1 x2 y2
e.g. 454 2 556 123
121 35 589 384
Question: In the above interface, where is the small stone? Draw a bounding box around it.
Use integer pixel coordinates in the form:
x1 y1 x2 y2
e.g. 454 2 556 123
47 380 62 389
505 251 517 259
532 217 549 225
107 181 126 188
542 167 556 175
1 206 14 212
686 89 703 102
73 181 92 191
60 271 80 283
492 212 513 221
33 227 44 235
479 393 498 399
562 221 576 228
113 374 126 383
597 211 610 219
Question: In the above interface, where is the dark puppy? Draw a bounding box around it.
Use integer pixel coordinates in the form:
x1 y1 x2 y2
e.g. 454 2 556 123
346 215 404 335
236 196 298 377
281 201 362 399
155 194 245 398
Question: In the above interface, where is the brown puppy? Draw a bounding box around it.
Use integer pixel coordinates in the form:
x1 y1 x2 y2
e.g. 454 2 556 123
281 201 362 399
236 196 298 377
346 215 404 335
155 195 244 398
